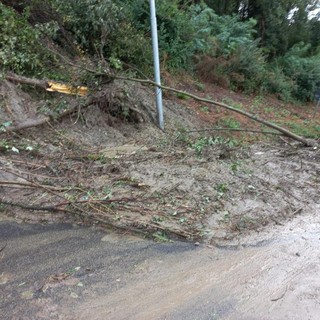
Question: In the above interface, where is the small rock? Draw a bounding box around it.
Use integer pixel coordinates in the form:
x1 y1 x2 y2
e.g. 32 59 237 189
0 273 11 285
194 242 200 246
21 291 33 300
295 252 300 257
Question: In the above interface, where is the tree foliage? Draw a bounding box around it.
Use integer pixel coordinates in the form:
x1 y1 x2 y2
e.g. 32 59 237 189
1 0 320 101
0 3 46 75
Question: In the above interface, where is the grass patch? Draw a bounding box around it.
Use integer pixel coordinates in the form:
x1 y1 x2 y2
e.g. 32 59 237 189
285 121 320 138
200 105 210 113
218 117 241 129
176 92 190 100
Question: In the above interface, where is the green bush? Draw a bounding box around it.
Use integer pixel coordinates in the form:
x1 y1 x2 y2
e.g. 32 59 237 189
50 0 152 73
52 0 220 72
211 15 258 56
50 0 122 51
127 0 209 70
195 11 266 91
279 43 320 101
0 4 45 75
261 65 296 102
226 39 266 91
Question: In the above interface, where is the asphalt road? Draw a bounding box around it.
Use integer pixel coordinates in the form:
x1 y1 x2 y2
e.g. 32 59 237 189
1 212 320 320
0 220 199 320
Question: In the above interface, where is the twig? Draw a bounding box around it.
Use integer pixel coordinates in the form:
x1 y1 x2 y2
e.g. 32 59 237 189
161 183 182 197
292 208 303 215
3 170 88 216
0 199 75 214
57 197 139 207
1 195 142 212
0 179 71 191
279 136 296 147
122 62 150 80
148 222 194 238
1 167 62 180
0 158 47 169
0 243 7 252
271 285 289 302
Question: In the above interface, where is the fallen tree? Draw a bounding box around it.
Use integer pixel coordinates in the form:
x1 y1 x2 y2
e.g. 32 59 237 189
2 72 318 147
2 72 145 131
113 76 317 147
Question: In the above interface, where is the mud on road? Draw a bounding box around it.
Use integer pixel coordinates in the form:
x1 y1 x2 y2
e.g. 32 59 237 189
0 78 319 242
1 209 320 320
0 135 319 244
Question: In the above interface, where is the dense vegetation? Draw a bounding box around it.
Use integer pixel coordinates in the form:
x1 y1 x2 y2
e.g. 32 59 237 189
1 0 320 102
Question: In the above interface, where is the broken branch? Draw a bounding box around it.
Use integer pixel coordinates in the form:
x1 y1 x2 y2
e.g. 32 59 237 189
111 75 316 147
0 180 72 191
0 199 75 214
186 127 283 135
4 70 317 146
5 72 48 89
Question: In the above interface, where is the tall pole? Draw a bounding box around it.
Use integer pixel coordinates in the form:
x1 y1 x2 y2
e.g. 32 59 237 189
150 0 164 130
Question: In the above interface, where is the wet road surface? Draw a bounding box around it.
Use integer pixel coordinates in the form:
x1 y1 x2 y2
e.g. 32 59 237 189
1 211 320 320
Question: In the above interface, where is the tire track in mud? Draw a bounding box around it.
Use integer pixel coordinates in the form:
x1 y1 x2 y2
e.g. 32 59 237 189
73 212 320 320
1 207 319 320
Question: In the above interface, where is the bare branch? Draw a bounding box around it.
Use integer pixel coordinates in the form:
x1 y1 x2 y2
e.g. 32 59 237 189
186 127 283 135
4 69 317 147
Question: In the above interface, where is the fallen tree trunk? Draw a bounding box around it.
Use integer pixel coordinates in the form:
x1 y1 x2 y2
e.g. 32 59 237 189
60 61 317 146
112 76 316 147
53 59 317 146
2 117 50 132
0 103 93 133
5 72 87 96
6 72 49 90
186 128 283 135
3 72 317 146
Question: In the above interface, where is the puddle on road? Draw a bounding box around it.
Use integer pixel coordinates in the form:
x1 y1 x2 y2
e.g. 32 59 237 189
72 211 320 320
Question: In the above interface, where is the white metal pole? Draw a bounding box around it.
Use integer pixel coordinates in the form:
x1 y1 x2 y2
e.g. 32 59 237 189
149 0 164 130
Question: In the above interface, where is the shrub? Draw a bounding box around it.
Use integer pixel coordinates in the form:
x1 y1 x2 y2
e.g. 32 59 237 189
49 0 151 72
279 43 320 101
196 12 266 91
0 4 45 75
225 39 266 91
261 65 296 102
127 0 209 70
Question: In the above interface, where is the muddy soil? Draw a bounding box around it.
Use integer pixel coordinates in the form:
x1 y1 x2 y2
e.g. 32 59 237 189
0 79 319 243
73 212 320 320
1 133 318 243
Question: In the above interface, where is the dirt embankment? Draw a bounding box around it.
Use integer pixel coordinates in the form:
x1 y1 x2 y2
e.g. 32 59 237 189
0 78 319 243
